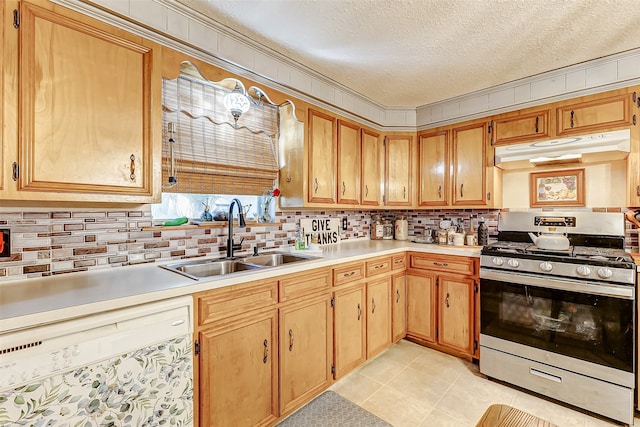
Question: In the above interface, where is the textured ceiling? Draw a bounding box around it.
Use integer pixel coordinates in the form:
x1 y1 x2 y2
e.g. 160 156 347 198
177 0 640 108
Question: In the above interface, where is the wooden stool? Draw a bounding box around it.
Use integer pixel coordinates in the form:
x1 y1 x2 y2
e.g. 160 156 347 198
476 404 558 427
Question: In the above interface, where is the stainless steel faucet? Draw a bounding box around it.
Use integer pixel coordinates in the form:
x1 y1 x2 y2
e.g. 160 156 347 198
226 198 246 258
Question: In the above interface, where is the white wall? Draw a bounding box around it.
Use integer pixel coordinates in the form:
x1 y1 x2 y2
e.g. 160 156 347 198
502 160 627 209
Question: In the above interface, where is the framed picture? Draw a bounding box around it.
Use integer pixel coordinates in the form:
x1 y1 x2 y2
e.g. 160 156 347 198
529 168 585 207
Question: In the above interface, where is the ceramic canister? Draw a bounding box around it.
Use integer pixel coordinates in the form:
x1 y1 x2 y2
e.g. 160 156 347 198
395 216 408 240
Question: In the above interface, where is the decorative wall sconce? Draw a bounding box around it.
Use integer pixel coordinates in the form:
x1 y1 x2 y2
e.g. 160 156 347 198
223 82 251 126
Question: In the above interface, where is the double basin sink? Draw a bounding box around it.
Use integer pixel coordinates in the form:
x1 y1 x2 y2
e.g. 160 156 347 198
160 252 316 280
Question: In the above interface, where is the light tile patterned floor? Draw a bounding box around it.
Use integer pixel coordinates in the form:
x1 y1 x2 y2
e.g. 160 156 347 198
330 340 639 427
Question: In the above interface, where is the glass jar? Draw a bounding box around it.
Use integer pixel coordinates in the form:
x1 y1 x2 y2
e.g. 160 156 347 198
371 215 384 240
383 219 394 240
395 216 408 240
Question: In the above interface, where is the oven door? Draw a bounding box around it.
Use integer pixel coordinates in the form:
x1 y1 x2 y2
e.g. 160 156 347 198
480 269 634 373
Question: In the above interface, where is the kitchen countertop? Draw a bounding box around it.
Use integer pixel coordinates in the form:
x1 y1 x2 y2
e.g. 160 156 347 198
0 239 481 334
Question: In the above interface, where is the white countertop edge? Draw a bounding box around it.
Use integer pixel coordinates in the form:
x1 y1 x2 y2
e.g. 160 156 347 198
0 240 480 333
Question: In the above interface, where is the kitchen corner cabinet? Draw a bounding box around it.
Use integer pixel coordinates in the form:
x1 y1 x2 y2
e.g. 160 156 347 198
2 0 161 203
361 129 381 206
194 279 279 427
308 109 337 204
418 130 449 207
337 120 361 204
406 253 478 358
384 135 413 206
391 270 407 343
365 256 393 358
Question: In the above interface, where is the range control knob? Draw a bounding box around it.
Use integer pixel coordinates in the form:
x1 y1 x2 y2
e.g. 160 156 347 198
507 259 520 268
576 265 591 277
597 268 613 279
492 257 504 266
539 261 553 272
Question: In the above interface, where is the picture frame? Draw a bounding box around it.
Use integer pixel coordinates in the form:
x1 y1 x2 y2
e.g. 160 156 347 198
529 168 585 207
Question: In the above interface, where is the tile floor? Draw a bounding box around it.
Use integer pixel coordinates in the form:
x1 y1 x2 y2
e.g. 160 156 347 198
330 339 638 427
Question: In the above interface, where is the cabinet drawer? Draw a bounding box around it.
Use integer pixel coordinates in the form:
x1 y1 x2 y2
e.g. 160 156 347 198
391 254 406 270
333 262 365 286
409 253 476 276
197 279 278 326
280 268 332 302
366 256 392 277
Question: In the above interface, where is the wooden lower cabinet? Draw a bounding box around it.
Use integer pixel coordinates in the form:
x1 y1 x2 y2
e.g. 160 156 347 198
279 294 333 416
333 283 366 379
366 277 392 358
198 307 278 427
391 271 407 342
406 253 478 358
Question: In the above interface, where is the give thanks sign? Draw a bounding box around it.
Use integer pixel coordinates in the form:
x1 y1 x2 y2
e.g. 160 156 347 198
300 218 341 245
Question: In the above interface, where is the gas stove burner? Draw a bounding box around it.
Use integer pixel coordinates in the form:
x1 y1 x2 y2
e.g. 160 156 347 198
526 245 573 256
573 246 633 263
484 241 532 254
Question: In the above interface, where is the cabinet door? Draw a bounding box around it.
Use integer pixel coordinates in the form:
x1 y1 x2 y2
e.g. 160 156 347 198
492 110 550 146
392 272 407 343
452 122 487 205
384 135 413 206
199 308 278 427
361 129 380 206
308 109 336 203
280 295 333 415
438 275 475 355
418 131 449 206
333 284 366 379
406 272 437 343
366 277 392 358
14 0 160 201
557 93 633 136
337 120 360 204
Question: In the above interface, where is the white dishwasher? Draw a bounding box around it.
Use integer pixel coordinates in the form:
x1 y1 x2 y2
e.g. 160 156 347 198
0 296 194 426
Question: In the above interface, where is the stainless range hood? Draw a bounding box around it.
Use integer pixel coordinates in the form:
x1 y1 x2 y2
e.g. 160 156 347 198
495 129 630 169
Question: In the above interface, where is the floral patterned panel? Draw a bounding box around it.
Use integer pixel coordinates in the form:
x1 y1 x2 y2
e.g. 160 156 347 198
0 336 193 426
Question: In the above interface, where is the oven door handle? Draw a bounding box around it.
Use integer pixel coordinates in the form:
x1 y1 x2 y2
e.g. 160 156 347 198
480 269 635 300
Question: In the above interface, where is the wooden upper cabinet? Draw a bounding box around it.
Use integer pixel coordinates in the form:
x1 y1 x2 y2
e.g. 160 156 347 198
557 93 633 136
11 0 161 202
418 130 449 206
384 135 413 206
492 110 550 146
337 120 361 204
361 129 380 206
308 109 337 203
452 122 487 206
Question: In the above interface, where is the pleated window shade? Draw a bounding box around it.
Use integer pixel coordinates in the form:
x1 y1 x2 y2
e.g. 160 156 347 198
161 75 279 195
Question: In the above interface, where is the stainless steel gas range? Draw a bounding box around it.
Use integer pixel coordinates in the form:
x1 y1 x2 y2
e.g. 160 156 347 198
479 211 636 425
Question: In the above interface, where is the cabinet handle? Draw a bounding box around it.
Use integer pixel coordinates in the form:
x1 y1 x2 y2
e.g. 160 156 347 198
432 262 449 267
396 289 400 303
342 181 346 195
314 177 319 193
403 186 406 199
535 116 539 133
570 110 575 128
365 184 369 197
12 162 19 181
445 292 450 308
263 339 269 363
289 329 294 351
129 154 136 181
374 264 383 269
438 185 442 199
487 192 491 201
357 303 362 320
371 298 376 314
637 185 640 197
460 184 464 198
343 271 355 278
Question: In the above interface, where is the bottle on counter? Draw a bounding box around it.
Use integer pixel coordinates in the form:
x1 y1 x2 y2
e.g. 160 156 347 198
395 216 408 240
383 219 394 240
478 217 489 246
371 215 384 240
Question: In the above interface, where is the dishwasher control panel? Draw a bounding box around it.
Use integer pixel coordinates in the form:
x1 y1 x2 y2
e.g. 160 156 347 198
0 296 193 391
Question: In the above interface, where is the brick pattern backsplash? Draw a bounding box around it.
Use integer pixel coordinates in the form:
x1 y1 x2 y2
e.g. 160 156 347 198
0 206 637 282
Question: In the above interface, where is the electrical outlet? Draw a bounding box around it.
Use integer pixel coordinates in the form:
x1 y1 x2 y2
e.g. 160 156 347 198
342 217 348 231
0 229 10 258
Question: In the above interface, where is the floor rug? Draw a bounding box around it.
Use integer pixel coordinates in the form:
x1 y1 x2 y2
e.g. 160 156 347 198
476 404 558 427
276 390 392 427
